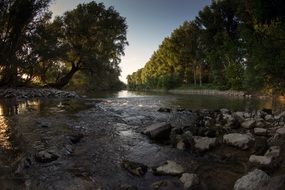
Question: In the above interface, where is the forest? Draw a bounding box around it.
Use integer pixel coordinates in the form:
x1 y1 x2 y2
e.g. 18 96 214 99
0 0 127 91
127 0 285 95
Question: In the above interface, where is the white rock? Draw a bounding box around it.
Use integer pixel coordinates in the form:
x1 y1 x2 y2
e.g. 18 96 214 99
244 112 251 118
180 173 199 189
241 119 256 129
155 160 184 176
265 114 274 121
265 146 280 158
223 133 254 150
249 155 272 165
254 128 267 136
276 127 285 135
256 121 265 128
176 140 186 150
234 169 270 190
276 111 285 119
193 136 216 151
220 108 230 114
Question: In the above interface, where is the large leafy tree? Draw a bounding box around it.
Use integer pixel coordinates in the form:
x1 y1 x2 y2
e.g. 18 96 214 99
35 2 128 88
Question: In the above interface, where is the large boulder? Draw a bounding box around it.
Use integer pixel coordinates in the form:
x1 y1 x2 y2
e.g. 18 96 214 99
143 122 172 140
223 133 254 150
260 175 285 190
154 160 184 176
234 169 270 190
193 136 216 152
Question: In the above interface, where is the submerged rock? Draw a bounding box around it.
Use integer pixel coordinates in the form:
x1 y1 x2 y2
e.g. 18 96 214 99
234 169 270 190
121 160 148 177
154 160 184 176
223 133 254 150
143 122 172 140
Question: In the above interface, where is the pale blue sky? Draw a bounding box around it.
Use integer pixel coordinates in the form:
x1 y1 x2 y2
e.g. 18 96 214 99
50 0 211 82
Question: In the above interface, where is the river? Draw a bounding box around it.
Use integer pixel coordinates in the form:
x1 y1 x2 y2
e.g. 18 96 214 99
87 90 285 111
0 90 284 189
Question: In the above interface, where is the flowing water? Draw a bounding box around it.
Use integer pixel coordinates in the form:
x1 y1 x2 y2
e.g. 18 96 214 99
0 90 284 190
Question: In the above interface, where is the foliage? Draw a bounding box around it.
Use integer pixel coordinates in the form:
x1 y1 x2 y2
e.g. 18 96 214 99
128 0 285 94
0 1 128 90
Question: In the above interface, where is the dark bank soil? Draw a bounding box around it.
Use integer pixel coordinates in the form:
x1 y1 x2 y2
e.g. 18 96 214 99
0 97 284 190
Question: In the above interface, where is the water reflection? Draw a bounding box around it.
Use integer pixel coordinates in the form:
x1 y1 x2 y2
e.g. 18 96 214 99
0 99 41 116
0 114 11 150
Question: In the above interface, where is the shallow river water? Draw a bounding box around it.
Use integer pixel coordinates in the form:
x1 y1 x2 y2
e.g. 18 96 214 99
0 90 284 190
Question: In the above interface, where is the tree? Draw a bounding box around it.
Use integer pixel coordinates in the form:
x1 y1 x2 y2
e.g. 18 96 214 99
36 2 128 88
0 0 51 87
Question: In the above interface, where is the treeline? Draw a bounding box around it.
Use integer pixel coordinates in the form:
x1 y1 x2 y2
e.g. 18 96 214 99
0 0 127 91
128 0 285 94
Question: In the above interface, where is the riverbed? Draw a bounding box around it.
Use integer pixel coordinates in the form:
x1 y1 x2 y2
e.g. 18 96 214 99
0 90 285 189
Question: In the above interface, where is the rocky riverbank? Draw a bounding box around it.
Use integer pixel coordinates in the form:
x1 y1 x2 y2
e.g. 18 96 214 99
1 97 285 190
0 88 79 99
139 107 285 189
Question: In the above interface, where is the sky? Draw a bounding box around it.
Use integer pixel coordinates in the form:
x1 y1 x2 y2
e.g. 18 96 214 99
50 0 211 83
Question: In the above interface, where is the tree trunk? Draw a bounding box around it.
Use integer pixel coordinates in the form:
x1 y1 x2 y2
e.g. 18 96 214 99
47 63 79 89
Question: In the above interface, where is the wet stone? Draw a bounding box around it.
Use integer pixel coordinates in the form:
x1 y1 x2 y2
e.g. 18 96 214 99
143 122 172 140
35 150 59 163
153 160 184 176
